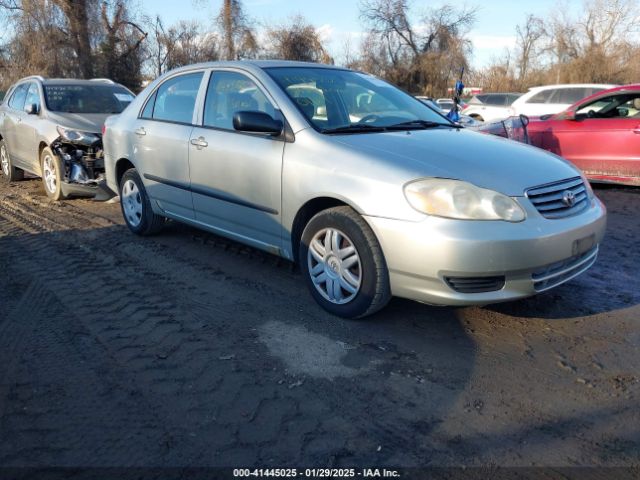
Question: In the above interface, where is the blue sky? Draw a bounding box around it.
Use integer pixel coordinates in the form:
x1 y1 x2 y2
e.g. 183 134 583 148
140 0 580 67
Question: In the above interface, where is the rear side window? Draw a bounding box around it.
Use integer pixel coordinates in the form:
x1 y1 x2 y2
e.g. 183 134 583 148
505 94 521 105
151 72 204 124
549 88 589 104
8 84 29 111
526 89 555 104
484 95 505 106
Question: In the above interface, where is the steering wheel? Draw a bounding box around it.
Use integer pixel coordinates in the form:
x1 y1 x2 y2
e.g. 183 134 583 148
358 114 380 124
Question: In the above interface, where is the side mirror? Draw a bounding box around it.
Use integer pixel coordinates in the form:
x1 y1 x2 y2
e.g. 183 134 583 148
233 111 283 135
563 110 576 121
25 103 39 115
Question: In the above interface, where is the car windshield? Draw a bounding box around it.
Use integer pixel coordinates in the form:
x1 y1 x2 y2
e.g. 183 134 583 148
266 67 453 133
44 84 135 114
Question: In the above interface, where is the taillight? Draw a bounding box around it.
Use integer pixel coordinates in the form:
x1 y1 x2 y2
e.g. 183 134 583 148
101 124 107 136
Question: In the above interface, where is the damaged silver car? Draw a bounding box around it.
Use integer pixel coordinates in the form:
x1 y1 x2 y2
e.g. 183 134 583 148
0 75 134 200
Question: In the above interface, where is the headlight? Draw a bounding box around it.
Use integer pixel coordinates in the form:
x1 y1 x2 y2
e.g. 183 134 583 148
56 126 100 145
404 178 526 222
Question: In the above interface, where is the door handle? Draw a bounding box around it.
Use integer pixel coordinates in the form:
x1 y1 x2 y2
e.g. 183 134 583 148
633 127 640 134
134 127 146 136
190 137 208 149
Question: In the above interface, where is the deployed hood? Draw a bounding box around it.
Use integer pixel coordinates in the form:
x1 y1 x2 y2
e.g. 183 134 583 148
334 127 581 196
46 112 112 134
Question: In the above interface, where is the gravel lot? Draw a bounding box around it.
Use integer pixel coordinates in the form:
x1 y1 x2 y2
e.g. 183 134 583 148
0 176 638 471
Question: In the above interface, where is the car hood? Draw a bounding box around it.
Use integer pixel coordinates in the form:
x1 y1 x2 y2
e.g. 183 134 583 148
333 127 580 196
46 112 112 134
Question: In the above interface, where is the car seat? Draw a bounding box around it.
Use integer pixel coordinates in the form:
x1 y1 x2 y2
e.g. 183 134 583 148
295 97 315 119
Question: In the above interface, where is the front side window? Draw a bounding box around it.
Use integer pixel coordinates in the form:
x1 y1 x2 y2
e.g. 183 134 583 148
267 67 451 132
151 72 203 124
8 84 29 111
576 93 640 119
44 84 134 113
24 83 41 111
203 71 276 130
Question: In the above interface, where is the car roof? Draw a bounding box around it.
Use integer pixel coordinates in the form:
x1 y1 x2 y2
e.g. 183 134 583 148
166 60 347 76
527 83 618 91
14 76 125 88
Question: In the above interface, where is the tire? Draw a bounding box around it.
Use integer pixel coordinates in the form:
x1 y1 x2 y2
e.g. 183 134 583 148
119 168 165 235
299 206 391 319
0 139 25 182
40 147 66 200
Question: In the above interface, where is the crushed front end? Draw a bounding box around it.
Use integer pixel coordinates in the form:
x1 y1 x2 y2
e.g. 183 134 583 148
51 127 115 201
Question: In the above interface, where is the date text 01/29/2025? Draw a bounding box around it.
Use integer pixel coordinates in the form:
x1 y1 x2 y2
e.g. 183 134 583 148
233 468 401 478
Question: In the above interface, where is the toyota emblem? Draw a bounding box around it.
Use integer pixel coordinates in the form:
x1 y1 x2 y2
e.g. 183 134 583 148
562 190 576 207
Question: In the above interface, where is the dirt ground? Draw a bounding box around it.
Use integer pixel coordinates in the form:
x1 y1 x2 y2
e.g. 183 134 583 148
0 175 638 473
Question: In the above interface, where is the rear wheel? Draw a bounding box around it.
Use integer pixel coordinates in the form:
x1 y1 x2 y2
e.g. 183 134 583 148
299 206 391 318
0 140 24 182
41 147 66 200
119 168 165 235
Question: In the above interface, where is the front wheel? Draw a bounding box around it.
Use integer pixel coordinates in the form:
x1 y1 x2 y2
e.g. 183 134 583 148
41 147 66 200
0 140 24 182
119 168 165 235
299 206 391 318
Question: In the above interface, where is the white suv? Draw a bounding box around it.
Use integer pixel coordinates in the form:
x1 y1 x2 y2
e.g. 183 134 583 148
509 84 617 117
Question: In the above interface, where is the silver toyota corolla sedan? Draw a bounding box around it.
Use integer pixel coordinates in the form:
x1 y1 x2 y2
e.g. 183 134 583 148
103 61 606 318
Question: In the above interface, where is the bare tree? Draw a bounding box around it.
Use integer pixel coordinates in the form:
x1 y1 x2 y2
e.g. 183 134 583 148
53 0 94 78
515 14 544 85
216 0 256 60
357 0 476 94
265 15 332 63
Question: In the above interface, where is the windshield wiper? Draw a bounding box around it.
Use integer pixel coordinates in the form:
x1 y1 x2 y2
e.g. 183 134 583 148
386 120 453 130
322 124 386 134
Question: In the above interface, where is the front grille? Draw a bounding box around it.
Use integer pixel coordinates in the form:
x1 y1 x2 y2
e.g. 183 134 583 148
445 276 505 293
532 245 598 292
526 177 589 219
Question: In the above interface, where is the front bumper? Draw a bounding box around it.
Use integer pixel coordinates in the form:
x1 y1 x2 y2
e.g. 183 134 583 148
364 197 607 306
60 178 116 201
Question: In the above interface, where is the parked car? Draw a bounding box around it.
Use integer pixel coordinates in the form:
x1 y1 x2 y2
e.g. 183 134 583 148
0 75 134 200
509 84 617 118
436 98 455 111
527 84 640 186
415 96 480 127
462 93 522 122
104 61 606 318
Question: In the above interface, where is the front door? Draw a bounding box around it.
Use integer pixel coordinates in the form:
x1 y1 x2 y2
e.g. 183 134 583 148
188 69 285 251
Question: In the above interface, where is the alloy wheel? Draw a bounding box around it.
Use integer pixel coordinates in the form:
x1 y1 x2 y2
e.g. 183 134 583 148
42 154 57 193
1 145 9 176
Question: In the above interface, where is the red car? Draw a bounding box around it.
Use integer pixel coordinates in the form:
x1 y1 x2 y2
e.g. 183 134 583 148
526 84 640 186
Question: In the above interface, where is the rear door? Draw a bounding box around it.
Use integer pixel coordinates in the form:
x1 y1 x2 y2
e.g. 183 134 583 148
3 83 29 167
543 93 640 180
132 71 205 220
188 69 285 251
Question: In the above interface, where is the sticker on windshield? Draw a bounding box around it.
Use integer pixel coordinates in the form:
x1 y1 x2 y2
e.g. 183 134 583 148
114 93 134 102
355 73 390 88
